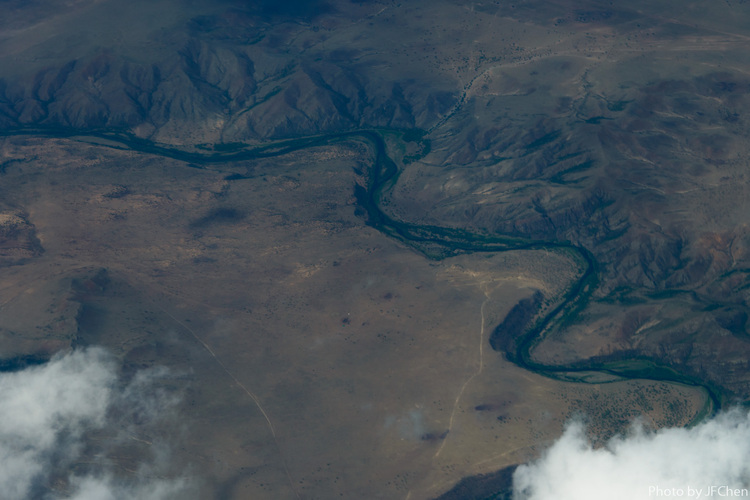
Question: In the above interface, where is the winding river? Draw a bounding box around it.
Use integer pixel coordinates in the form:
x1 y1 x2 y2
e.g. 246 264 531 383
5 126 721 423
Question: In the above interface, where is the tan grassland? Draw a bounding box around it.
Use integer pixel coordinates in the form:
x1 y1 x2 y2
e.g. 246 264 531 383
0 136 706 498
3 0 750 497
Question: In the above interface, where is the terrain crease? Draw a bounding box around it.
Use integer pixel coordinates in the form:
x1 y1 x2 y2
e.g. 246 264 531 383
145 296 302 500
433 283 491 459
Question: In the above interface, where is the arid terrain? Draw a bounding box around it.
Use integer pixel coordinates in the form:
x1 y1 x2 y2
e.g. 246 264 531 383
0 1 749 499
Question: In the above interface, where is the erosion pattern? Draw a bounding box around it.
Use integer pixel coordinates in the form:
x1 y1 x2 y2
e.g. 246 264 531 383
1 0 750 498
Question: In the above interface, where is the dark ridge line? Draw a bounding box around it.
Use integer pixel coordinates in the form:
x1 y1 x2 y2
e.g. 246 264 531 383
0 353 51 372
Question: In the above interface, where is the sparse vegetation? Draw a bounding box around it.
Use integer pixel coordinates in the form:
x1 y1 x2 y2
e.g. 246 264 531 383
0 0 749 498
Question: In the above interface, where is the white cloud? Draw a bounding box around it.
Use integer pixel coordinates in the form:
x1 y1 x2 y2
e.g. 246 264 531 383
513 409 750 500
0 347 192 500
68 474 190 500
